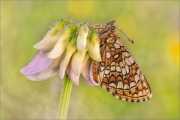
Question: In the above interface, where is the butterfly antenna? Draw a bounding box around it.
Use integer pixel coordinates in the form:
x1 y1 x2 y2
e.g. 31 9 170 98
116 27 134 43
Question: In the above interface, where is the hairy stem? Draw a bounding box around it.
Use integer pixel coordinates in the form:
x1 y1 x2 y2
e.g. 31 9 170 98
58 76 72 119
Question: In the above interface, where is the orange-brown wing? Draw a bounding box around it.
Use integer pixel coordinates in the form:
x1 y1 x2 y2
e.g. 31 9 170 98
93 36 152 102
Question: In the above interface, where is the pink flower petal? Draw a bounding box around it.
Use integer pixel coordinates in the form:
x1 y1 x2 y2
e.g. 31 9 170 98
71 49 87 75
33 20 65 51
81 59 96 86
20 51 53 75
67 65 79 85
25 65 58 81
89 63 100 86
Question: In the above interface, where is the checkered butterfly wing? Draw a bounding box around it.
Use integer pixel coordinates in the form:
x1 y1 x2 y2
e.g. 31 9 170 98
92 21 152 102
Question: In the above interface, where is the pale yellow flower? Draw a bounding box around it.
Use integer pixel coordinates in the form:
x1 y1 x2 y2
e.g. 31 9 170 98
21 19 101 86
76 23 89 51
88 29 101 62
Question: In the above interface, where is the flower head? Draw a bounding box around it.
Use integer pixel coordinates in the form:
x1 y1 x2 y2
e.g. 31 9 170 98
21 19 101 86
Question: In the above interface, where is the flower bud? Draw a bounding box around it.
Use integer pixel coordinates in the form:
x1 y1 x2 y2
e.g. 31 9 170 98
20 51 53 75
48 24 77 59
70 48 88 76
88 29 101 62
67 64 79 85
20 51 58 81
33 20 67 51
80 56 97 86
26 66 58 81
89 63 100 86
76 23 89 51
59 37 76 79
50 55 62 70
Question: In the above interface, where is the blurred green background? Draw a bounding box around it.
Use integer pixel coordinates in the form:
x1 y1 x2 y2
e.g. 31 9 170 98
1 1 179 119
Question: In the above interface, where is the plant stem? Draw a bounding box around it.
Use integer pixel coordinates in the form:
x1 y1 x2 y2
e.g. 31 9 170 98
58 76 73 120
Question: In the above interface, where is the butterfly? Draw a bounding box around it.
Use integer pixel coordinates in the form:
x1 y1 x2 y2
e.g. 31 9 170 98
92 20 152 102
